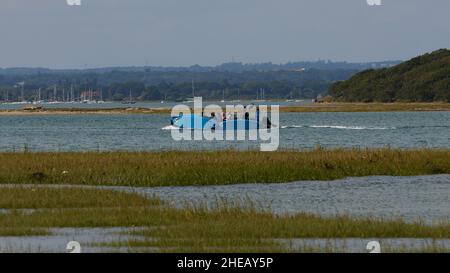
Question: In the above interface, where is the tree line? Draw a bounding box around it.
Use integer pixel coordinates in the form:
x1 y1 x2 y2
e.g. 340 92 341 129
330 49 450 102
0 69 358 102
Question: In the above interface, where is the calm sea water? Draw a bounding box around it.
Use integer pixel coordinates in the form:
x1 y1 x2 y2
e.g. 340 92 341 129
1 227 449 252
127 175 450 223
1 109 448 252
0 111 449 151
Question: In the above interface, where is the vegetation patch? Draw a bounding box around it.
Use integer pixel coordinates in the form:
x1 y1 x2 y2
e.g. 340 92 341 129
0 186 159 209
330 49 450 102
0 187 449 252
0 149 449 187
281 102 450 112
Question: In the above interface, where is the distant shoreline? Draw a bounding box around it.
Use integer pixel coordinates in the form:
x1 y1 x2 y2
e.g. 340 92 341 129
0 102 449 115
0 107 170 116
281 102 450 113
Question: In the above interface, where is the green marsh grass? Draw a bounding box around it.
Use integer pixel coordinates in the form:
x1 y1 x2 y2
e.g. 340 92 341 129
120 204 450 252
0 227 50 236
0 187 161 236
0 187 449 252
0 187 159 209
0 148 449 187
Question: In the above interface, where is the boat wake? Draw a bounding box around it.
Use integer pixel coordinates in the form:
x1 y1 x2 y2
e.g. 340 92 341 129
282 125 395 130
281 125 305 129
310 125 394 130
161 125 179 130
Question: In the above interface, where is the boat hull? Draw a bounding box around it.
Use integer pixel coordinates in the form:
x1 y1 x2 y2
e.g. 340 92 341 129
171 114 265 130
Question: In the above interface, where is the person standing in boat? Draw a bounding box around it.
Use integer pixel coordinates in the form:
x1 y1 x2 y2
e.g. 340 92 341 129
256 106 272 129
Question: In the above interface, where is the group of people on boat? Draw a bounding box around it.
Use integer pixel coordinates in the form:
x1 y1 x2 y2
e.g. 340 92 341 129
204 105 272 129
170 104 273 130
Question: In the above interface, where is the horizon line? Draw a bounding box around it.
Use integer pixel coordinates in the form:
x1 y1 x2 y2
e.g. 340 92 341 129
0 59 403 71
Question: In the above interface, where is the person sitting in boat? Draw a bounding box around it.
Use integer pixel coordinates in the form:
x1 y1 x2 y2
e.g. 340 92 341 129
243 106 249 120
264 116 272 129
171 112 183 125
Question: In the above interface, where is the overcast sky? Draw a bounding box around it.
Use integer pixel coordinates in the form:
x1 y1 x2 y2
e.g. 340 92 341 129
0 0 449 68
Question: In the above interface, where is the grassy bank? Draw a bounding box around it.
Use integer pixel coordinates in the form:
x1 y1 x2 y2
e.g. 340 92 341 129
281 102 450 112
124 205 450 252
0 107 169 116
0 187 449 252
0 187 156 236
0 149 449 187
0 102 448 116
0 187 158 209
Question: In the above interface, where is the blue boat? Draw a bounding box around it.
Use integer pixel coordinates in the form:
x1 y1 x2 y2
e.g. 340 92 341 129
218 119 259 130
170 113 270 130
171 114 216 129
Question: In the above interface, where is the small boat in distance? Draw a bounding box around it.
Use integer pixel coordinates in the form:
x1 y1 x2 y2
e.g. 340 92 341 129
122 90 137 104
183 79 196 103
220 89 225 103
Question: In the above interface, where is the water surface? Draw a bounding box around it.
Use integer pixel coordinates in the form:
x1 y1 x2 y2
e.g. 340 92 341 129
124 175 450 224
0 111 449 151
1 175 449 252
